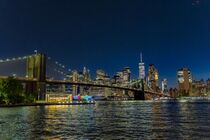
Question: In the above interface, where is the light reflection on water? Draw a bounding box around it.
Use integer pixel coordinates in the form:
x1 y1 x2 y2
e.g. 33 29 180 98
1 101 210 139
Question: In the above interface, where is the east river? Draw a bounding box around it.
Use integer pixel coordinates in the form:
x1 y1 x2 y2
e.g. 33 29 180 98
1 101 210 139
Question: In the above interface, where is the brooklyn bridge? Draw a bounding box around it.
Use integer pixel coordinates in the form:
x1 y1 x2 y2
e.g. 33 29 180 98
0 53 171 100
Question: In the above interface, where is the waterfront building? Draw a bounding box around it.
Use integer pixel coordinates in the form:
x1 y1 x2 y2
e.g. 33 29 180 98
177 68 192 96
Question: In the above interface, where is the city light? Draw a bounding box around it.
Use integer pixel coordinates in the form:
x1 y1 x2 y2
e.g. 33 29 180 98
0 52 207 99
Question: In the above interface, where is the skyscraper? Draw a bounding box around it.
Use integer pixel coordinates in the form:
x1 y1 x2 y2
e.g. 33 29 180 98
177 68 192 96
83 67 91 82
148 64 159 91
122 67 131 82
139 53 145 80
96 69 106 81
161 79 168 94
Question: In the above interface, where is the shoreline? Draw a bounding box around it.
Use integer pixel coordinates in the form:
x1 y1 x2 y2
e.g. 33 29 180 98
0 102 95 107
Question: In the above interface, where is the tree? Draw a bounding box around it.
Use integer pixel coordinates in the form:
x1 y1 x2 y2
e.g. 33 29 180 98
24 91 36 103
0 79 6 104
0 77 24 104
0 91 6 104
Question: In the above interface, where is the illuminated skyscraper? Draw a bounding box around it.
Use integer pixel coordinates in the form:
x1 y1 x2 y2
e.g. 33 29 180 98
139 53 145 80
122 67 131 82
177 68 192 96
96 69 106 81
161 79 168 94
83 66 91 81
148 64 159 91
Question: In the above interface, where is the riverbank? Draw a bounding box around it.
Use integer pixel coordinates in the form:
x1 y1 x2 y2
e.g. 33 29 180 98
0 101 95 107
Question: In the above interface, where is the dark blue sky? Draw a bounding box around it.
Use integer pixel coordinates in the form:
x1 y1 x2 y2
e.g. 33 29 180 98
0 0 210 87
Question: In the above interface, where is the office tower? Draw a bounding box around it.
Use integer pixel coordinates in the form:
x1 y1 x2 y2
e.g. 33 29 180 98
122 67 131 82
148 64 159 91
161 78 168 94
139 53 145 80
177 68 192 96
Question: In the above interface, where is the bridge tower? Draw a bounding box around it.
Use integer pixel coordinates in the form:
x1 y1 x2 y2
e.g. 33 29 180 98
26 53 46 100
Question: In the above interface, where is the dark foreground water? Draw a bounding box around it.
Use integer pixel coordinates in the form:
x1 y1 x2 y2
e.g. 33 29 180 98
1 101 210 140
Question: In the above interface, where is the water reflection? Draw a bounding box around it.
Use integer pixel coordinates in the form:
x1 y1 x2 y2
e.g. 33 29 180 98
150 102 183 139
1 101 210 139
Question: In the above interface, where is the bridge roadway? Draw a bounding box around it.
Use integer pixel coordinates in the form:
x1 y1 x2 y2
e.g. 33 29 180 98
0 76 170 97
46 80 169 97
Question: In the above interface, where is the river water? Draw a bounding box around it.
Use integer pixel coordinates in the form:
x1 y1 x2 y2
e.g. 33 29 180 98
0 101 210 139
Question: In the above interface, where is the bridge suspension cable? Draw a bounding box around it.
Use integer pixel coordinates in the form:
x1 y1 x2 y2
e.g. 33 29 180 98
46 56 70 80
0 54 37 77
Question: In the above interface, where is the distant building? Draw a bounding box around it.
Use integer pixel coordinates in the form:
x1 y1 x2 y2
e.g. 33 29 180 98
206 79 210 96
96 69 106 81
207 79 210 87
112 75 119 84
72 70 79 95
122 67 131 83
177 68 192 96
83 67 91 82
139 53 145 80
161 79 168 94
92 69 111 98
113 67 131 85
72 70 79 82
207 79 210 90
192 79 206 96
148 64 159 91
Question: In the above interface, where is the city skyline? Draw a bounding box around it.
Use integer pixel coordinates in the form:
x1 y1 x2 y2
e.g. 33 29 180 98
0 0 210 87
1 1 210 139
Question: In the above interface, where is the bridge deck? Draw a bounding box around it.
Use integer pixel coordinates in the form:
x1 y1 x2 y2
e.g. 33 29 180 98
0 76 170 97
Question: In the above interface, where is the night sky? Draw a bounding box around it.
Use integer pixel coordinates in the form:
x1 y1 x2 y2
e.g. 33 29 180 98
0 0 210 87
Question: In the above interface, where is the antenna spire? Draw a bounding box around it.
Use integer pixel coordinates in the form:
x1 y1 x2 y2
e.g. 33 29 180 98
140 52 143 63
